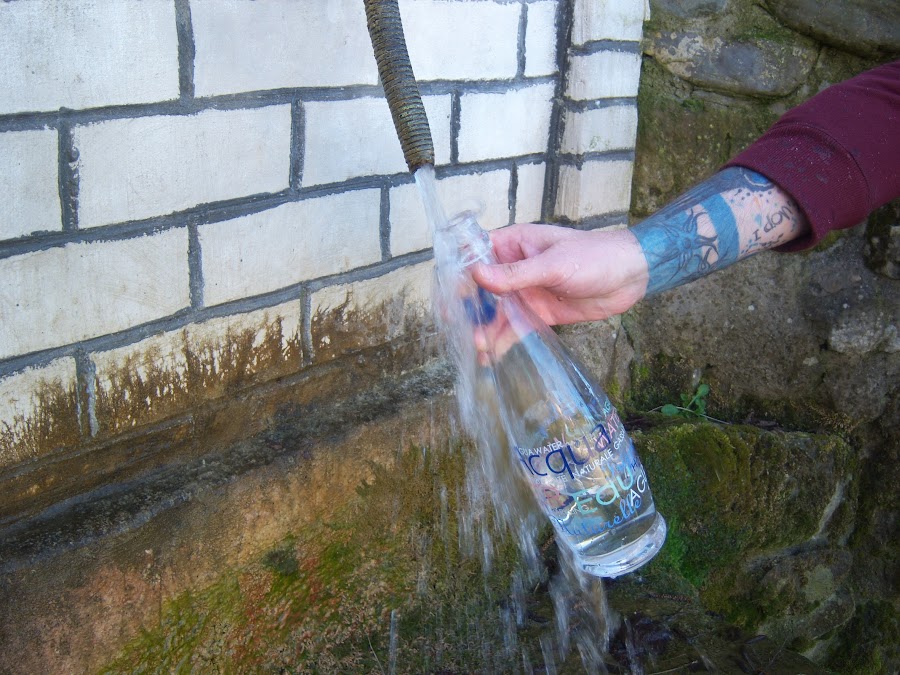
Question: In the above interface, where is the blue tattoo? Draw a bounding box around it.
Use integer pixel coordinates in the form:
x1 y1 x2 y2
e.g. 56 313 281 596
632 168 768 295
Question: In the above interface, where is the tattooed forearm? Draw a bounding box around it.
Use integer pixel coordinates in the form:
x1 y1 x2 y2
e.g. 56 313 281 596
631 167 808 296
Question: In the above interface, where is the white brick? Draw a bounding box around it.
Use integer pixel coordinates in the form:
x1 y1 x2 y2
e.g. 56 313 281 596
311 261 434 358
0 359 77 436
525 2 559 77
303 96 451 186
92 301 303 391
75 106 291 228
0 229 190 360
555 160 634 221
192 0 378 96
567 52 642 101
402 0 520 81
458 83 555 163
561 105 638 154
572 0 645 45
200 191 381 306
390 170 511 256
515 163 547 223
0 130 61 239
0 1 178 114
0 356 78 466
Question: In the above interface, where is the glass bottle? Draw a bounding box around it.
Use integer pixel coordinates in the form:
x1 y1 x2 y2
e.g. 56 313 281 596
434 211 667 578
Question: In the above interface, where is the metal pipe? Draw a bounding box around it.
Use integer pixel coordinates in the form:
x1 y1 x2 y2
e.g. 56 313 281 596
363 0 434 172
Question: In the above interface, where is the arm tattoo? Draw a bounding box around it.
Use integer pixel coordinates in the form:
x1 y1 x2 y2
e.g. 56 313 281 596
632 167 786 296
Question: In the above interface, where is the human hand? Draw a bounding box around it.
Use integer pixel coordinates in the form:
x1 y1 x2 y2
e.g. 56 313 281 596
469 223 650 326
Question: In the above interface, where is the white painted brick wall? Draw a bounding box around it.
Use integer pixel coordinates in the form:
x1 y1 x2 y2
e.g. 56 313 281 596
561 105 639 154
390 170 511 256
75 106 291 228
192 0 378 97
0 229 190 360
524 2 560 78
555 160 635 221
567 51 643 101
0 0 178 115
311 260 433 359
572 0 646 45
403 0 520 81
303 96 452 186
200 190 382 307
0 130 61 240
458 83 555 163
515 163 547 223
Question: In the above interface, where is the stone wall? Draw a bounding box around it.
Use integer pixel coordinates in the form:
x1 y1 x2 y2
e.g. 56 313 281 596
620 0 899 669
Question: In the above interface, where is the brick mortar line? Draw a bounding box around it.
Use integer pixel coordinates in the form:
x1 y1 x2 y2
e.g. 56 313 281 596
289 99 304 192
540 0 575 222
379 185 391 261
174 0 195 100
0 156 548 260
562 211 631 230
557 149 636 166
0 78 559 132
570 39 643 56
516 2 528 79
564 96 638 113
508 162 519 226
449 90 462 165
56 120 79 232
187 219 204 310
0 249 434 380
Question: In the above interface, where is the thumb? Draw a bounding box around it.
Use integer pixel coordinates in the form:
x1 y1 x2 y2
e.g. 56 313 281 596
471 257 548 294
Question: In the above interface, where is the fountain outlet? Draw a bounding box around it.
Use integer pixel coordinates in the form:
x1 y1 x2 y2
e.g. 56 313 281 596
363 0 435 172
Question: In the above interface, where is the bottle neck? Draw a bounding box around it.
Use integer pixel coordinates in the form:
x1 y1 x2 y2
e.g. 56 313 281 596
442 211 494 267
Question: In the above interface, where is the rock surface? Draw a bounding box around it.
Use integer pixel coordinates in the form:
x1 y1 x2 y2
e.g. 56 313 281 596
766 0 900 58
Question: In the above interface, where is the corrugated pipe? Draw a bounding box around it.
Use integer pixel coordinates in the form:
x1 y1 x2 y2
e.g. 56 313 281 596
363 0 435 172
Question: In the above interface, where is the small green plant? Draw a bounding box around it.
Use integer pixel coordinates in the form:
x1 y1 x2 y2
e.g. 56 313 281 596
660 383 711 419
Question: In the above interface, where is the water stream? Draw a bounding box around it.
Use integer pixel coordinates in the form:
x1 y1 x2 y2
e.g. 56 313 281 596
414 165 620 672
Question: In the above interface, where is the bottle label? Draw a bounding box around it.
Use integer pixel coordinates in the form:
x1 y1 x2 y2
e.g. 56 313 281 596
513 406 653 538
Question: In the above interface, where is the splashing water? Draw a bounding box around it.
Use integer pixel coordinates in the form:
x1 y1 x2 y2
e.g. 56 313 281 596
414 165 618 670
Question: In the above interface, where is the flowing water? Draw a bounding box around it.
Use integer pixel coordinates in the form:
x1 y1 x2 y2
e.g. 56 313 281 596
414 164 621 671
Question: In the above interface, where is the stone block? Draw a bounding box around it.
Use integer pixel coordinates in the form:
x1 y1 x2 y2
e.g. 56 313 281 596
458 83 555 163
555 160 634 221
200 190 381 306
524 1 560 77
0 130 61 240
390 170 511 256
567 51 642 101
515 162 547 223
92 301 303 435
561 105 638 155
646 31 818 98
402 0 520 81
75 106 291 228
0 0 178 114
0 358 79 469
310 260 434 362
572 0 646 45
0 229 190 360
192 0 378 96
302 96 451 186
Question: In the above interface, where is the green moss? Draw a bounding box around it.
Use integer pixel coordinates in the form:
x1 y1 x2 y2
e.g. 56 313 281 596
632 420 854 630
824 601 899 674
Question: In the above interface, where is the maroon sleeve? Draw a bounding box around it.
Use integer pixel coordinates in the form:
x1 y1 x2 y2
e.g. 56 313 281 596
725 60 900 252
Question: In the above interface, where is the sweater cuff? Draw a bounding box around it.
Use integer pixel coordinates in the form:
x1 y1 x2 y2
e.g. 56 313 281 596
724 122 870 252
